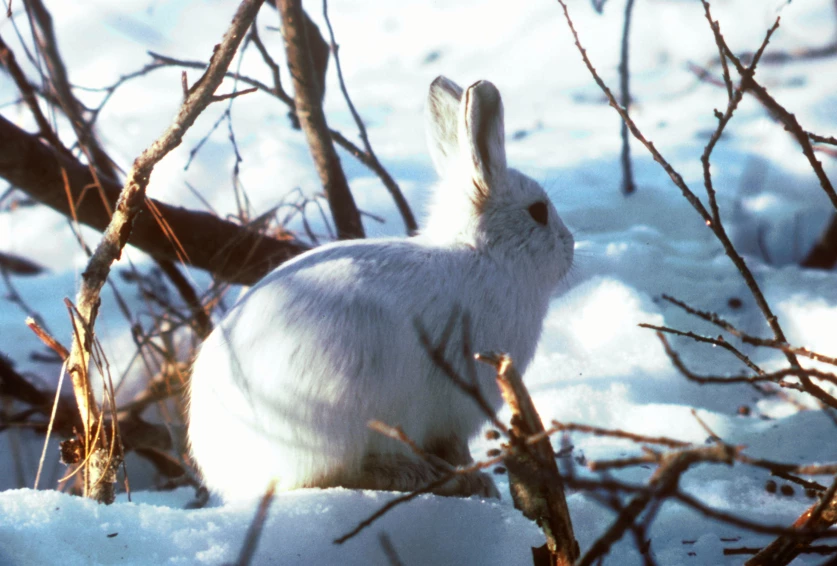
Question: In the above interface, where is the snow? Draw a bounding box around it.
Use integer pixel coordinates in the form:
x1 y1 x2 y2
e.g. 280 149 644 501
2 0 837 564
0 487 544 565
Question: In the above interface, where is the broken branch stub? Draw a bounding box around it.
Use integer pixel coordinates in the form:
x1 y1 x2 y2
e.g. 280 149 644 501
477 352 579 566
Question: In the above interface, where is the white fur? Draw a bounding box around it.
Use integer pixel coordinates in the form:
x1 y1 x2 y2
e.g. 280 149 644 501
187 77 574 501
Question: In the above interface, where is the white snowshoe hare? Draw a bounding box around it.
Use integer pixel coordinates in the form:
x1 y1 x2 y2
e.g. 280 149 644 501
187 76 574 502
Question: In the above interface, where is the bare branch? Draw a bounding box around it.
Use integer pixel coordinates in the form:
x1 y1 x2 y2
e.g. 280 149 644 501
0 115 309 285
233 481 277 566
479 353 579 565
657 332 837 392
618 0 636 195
549 421 690 449
703 3 836 212
660 295 837 367
63 0 266 502
640 323 764 375
274 0 364 240
147 49 416 235
0 34 65 152
579 444 736 566
25 0 118 181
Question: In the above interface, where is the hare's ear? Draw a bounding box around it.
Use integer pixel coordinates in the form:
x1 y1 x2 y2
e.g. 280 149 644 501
458 81 506 197
425 76 464 177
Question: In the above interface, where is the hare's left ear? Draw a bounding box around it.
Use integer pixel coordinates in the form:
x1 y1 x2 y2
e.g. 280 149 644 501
425 76 464 177
459 80 507 195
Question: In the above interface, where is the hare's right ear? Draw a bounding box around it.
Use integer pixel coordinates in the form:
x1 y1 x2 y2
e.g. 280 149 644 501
425 76 464 177
458 81 506 198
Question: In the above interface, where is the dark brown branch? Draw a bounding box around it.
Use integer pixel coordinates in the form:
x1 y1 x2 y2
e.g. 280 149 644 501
618 0 636 195
155 259 212 339
549 421 691 449
274 0 364 240
660 294 837 367
555 0 712 226
233 481 277 566
0 34 65 153
0 115 309 285
558 0 827 406
657 332 837 389
247 22 294 105
693 6 831 406
414 313 507 435
25 0 117 181
640 323 764 375
810 133 837 146
703 2 837 212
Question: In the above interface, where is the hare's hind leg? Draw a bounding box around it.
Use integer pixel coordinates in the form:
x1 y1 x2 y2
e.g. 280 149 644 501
350 453 440 492
425 435 500 499
348 446 498 498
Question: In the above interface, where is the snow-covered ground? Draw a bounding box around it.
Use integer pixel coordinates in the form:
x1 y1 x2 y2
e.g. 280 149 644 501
1 0 837 564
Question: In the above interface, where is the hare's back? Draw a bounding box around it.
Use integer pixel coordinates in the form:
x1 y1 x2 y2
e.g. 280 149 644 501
218 239 468 384
248 239 464 315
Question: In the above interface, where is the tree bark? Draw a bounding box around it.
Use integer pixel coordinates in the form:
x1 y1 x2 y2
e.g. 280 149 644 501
275 0 365 240
480 353 579 566
0 115 309 285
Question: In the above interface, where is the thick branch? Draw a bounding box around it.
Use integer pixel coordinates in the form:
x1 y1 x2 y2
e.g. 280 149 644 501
275 0 364 240
479 353 579 565
25 0 116 179
0 115 308 285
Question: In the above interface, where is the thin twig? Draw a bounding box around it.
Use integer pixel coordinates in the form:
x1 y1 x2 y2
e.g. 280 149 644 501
321 0 417 234
0 34 66 152
702 2 836 212
640 323 763 375
657 332 837 388
660 294 837 367
234 480 277 566
26 317 68 359
578 444 736 566
33 359 68 490
549 421 691 449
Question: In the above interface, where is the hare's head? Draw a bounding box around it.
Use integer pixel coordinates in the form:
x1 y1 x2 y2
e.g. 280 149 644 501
422 76 574 288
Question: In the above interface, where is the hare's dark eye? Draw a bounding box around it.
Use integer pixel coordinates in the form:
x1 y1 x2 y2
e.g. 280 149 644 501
528 201 548 226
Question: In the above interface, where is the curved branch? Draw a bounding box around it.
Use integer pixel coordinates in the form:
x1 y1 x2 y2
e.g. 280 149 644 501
0 115 309 286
